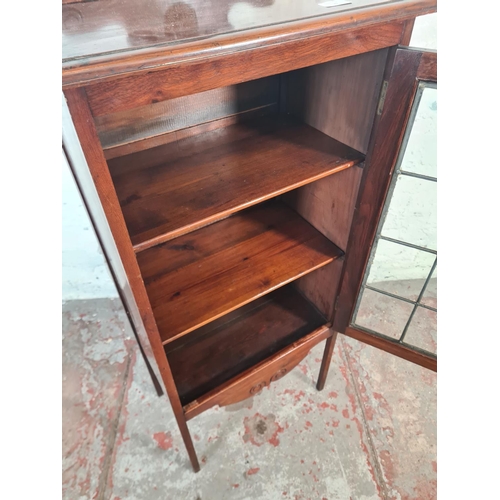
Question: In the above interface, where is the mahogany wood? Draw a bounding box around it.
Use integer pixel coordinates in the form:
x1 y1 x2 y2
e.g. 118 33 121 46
400 18 416 45
62 0 436 87
345 326 437 371
316 331 339 391
166 286 326 406
283 165 364 251
64 87 200 472
294 258 344 322
183 325 333 420
108 114 364 251
286 49 388 154
333 47 423 333
418 51 437 80
137 201 343 345
84 22 405 116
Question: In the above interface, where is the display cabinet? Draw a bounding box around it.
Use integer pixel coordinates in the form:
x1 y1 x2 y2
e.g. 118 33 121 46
62 0 437 472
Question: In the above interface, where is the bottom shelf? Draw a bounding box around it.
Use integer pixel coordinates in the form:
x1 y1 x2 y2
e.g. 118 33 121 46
165 285 329 409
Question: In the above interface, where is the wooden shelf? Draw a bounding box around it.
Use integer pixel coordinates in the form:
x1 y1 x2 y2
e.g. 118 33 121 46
137 201 343 344
165 286 328 407
108 115 364 252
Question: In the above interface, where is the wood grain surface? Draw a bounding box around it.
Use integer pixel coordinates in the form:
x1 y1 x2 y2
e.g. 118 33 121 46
166 286 326 406
109 114 364 252
137 201 343 344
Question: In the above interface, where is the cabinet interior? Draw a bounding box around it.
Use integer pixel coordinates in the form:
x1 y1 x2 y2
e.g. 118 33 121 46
93 48 389 408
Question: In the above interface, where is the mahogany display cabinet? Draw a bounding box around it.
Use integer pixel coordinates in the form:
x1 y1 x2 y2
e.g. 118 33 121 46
62 0 437 472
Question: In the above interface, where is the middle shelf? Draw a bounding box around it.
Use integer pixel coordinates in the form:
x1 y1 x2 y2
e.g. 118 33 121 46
137 200 343 344
108 114 364 252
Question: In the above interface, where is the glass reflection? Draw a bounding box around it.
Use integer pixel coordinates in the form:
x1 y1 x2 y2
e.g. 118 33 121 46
353 288 414 339
403 307 437 355
420 266 437 309
352 82 437 358
366 239 435 301
380 174 437 251
400 87 437 179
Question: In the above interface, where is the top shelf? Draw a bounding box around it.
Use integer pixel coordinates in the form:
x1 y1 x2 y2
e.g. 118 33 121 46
108 115 364 252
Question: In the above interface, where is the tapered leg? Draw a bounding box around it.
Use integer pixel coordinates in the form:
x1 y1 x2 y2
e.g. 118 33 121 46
316 331 338 391
174 413 200 472
161 361 200 472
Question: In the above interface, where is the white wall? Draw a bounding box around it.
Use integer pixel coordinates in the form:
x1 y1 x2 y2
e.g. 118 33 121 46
62 151 118 300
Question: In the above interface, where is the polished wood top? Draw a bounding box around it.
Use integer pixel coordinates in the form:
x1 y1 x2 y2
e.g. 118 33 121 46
63 0 393 60
62 0 436 87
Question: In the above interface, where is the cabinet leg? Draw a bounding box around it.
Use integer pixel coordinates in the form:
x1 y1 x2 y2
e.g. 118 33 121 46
316 331 338 391
175 414 200 473
161 362 200 471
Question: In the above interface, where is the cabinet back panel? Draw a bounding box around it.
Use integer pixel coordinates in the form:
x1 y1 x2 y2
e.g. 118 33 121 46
293 258 344 322
97 76 279 158
285 49 389 154
283 165 363 252
285 165 364 320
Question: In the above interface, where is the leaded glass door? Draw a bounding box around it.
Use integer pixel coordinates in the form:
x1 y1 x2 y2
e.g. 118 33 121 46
333 47 437 370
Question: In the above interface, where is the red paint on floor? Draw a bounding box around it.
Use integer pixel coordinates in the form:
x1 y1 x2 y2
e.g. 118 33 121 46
243 413 285 447
412 478 438 500
106 347 136 494
338 345 385 499
63 299 436 499
153 432 173 451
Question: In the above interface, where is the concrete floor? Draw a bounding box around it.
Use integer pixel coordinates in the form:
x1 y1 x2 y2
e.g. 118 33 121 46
62 297 436 500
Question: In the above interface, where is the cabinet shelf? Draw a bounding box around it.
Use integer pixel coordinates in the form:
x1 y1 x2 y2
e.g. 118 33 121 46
165 285 328 408
108 114 364 252
137 200 343 344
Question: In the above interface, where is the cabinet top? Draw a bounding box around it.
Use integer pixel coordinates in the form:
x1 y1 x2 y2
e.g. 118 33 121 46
62 0 435 88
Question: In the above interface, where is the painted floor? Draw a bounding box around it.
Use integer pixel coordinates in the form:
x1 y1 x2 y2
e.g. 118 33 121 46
62 297 436 500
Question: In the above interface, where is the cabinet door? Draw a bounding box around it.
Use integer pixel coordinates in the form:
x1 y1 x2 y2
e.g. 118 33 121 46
333 47 437 371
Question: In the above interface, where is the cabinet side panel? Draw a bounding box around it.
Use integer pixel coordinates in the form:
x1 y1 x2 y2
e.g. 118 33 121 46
64 88 201 471
62 92 164 387
285 48 389 154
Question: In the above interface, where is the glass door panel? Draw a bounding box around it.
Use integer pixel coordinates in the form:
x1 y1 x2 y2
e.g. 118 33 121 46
352 81 437 357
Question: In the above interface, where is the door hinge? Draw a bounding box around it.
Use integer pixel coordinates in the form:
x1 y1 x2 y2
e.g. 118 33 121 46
377 80 389 115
